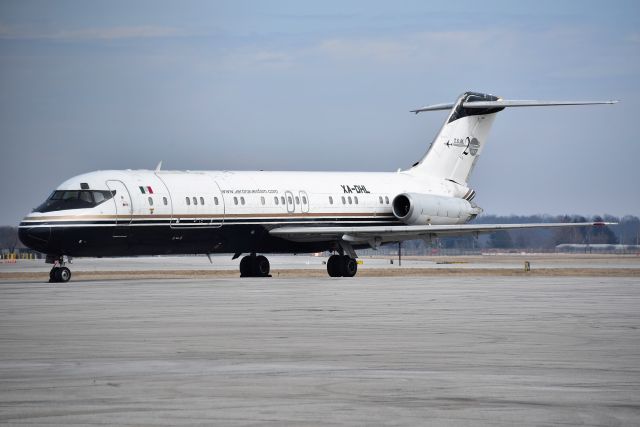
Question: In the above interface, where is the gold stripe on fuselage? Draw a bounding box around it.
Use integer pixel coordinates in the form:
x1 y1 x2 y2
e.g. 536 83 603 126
22 212 395 222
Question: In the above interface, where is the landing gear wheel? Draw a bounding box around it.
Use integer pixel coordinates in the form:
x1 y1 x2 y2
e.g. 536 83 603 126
255 255 270 277
49 267 59 283
341 256 358 277
49 266 71 283
47 255 72 283
327 255 342 277
239 255 271 277
58 267 71 282
239 256 252 277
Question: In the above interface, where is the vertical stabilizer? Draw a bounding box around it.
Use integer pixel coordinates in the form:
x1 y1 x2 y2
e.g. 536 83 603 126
407 92 616 186
408 92 504 185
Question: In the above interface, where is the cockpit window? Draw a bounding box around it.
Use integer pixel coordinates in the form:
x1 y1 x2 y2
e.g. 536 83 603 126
34 190 116 213
79 191 93 204
93 191 107 204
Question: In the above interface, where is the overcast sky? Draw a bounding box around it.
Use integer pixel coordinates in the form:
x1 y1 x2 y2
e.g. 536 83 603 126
1 0 639 225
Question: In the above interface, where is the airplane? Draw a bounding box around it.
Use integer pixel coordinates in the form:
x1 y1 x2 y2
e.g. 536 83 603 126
18 91 617 282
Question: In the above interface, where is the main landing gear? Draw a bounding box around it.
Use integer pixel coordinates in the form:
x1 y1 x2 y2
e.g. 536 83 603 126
239 253 271 277
47 255 71 283
327 254 358 277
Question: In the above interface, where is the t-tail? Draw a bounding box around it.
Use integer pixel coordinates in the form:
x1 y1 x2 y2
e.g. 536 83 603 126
407 91 617 186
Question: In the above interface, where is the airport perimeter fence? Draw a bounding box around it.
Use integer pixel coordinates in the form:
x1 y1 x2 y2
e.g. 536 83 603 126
358 246 640 257
555 244 640 255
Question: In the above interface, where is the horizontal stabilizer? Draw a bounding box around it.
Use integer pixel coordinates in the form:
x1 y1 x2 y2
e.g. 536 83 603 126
410 103 455 113
412 98 618 114
463 99 618 108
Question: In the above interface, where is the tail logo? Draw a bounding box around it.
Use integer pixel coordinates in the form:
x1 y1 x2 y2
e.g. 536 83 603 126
445 137 480 156
465 137 480 156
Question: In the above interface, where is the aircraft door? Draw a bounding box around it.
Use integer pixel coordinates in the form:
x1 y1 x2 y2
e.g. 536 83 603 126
299 191 309 213
285 191 295 213
209 180 225 227
106 180 133 237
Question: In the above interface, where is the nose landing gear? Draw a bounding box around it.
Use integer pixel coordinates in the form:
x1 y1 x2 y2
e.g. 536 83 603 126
50 266 71 283
47 255 72 283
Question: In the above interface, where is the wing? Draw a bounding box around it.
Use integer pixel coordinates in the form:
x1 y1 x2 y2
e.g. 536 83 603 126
270 222 614 245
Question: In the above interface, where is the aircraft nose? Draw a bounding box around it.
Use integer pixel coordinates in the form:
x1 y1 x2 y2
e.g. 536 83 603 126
18 226 51 252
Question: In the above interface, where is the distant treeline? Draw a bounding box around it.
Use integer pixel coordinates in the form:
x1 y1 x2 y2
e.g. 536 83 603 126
373 214 639 254
1 215 639 253
433 214 637 251
0 226 21 252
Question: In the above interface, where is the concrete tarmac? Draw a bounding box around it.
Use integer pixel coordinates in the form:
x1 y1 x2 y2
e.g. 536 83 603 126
2 254 640 273
1 277 639 426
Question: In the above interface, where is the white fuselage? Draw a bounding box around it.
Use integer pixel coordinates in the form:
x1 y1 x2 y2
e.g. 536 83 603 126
29 169 475 224
18 169 478 257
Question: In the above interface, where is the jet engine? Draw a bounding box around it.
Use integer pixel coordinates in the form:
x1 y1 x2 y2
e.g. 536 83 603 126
392 193 482 225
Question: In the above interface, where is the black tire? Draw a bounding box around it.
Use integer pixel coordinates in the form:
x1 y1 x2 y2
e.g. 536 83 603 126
239 256 252 277
327 255 342 277
341 256 358 277
58 267 71 282
49 267 59 283
255 255 270 277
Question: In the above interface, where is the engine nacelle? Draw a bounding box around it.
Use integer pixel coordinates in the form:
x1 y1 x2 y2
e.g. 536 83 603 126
392 193 482 225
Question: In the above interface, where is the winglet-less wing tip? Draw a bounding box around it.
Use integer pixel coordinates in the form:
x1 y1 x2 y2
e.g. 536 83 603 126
410 103 455 114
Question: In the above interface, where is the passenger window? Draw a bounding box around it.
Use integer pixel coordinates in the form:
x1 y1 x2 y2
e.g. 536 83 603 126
200 197 204 205
214 197 219 205
287 196 293 204
281 196 285 205
354 196 358 204
163 197 168 205
193 197 197 206
348 196 352 205
302 196 307 204
241 197 245 205
379 196 383 204
295 196 300 204
274 196 279 205
341 196 346 204
234 197 238 205
148 196 153 206
329 196 333 204
186 197 190 206
261 196 265 205
385 196 389 204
